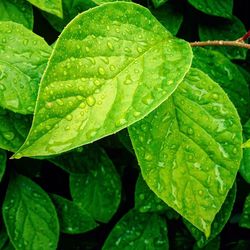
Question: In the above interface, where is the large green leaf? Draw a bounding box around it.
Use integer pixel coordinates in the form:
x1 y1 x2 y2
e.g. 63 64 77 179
69 145 121 223
26 0 63 18
0 21 52 114
0 149 7 182
192 47 250 122
129 68 242 237
239 193 250 229
0 107 31 152
188 0 233 18
184 182 236 248
102 209 169 249
50 194 98 234
2 174 59 250
199 16 247 60
0 0 33 29
14 2 192 158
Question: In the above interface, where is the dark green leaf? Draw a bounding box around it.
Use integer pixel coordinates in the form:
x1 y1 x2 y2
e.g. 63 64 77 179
152 0 169 8
0 21 52 114
192 47 250 122
102 209 169 249
0 226 9 249
0 0 33 29
14 2 192 158
69 145 121 223
50 194 98 234
0 149 7 182
188 0 233 18
239 148 250 183
239 193 250 229
129 68 242 237
199 16 247 60
2 174 59 250
117 129 134 154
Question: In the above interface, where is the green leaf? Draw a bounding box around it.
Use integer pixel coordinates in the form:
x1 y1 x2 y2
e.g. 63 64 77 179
26 0 63 18
129 68 242 237
239 193 250 229
0 0 33 29
239 148 250 183
0 149 7 182
93 0 131 4
1 241 15 250
117 129 134 154
2 174 59 250
242 139 250 148
0 227 9 249
192 47 250 122
184 182 236 248
199 16 247 60
14 2 192 158
152 0 169 8
102 209 169 249
50 194 98 234
150 1 183 35
0 107 31 152
0 21 52 114
193 237 220 250
69 145 121 223
135 174 179 219
188 0 233 18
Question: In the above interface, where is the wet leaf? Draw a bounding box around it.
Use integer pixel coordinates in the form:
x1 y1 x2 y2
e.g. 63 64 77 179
50 194 98 234
0 21 52 114
239 148 250 183
14 2 192 158
69 145 121 223
2 174 59 250
192 47 250 122
102 209 169 249
27 0 63 18
184 183 236 248
199 16 247 60
239 193 250 229
0 149 7 182
0 0 33 29
152 0 169 8
188 0 233 18
129 68 242 237
0 107 31 152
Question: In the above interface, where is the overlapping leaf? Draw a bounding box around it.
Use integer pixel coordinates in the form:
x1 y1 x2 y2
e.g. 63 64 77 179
102 209 169 249
239 193 250 229
14 2 192 158
0 149 7 182
152 0 169 8
129 68 242 237
0 0 33 29
0 21 52 114
2 174 59 250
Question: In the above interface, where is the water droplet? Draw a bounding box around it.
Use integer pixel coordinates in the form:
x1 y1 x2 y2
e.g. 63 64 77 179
107 41 114 50
144 152 153 161
137 47 143 53
124 75 132 85
23 39 28 45
115 117 127 127
212 93 219 100
56 99 64 106
110 65 116 71
79 102 86 109
86 96 96 107
66 114 73 121
198 190 203 196
45 102 53 109
86 129 97 139
142 93 154 105
98 67 105 75
85 46 90 52
139 194 145 200
133 111 141 117
94 79 101 86
187 127 194 135
0 84 6 90
3 132 15 140
14 153 22 159
167 80 174 85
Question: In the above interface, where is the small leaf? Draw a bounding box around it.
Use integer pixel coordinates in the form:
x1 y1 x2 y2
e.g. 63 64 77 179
27 0 63 18
0 107 31 152
2 174 59 250
184 183 236 248
242 139 250 148
152 0 169 9
50 194 98 234
129 68 242 237
102 209 169 249
0 149 7 182
192 47 250 122
0 0 33 29
69 145 121 223
151 1 183 35
239 193 250 229
0 21 52 114
188 0 233 18
199 16 247 60
14 2 192 158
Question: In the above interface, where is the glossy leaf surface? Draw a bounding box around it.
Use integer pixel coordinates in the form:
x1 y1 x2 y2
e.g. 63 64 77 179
192 47 250 122
199 16 247 60
69 145 121 223
188 0 233 18
184 183 236 248
50 194 98 234
14 2 192 158
27 0 63 18
0 0 33 29
0 21 52 114
2 174 59 250
129 68 242 237
102 209 169 249
0 149 7 182
0 107 31 152
239 193 250 229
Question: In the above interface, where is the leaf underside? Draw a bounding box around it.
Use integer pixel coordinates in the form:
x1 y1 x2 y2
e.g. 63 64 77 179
129 68 242 237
